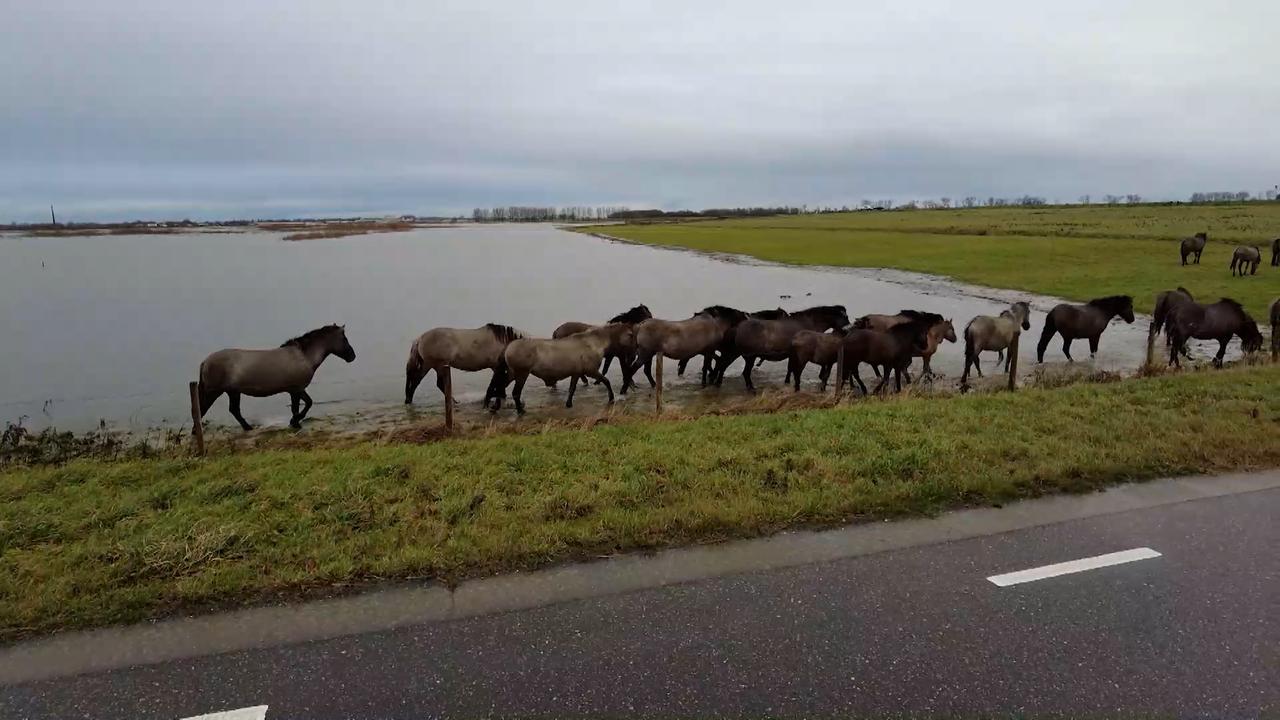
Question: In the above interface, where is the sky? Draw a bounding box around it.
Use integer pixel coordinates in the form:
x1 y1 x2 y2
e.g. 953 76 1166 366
3 0 1279 222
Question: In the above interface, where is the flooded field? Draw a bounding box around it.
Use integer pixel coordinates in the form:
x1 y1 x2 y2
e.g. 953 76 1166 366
0 224 1207 433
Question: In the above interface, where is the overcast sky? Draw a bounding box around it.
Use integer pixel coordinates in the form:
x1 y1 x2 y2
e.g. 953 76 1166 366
3 0 1278 222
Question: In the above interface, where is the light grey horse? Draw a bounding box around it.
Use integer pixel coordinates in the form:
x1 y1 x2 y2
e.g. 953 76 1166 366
405 323 523 407
198 324 356 431
497 323 636 414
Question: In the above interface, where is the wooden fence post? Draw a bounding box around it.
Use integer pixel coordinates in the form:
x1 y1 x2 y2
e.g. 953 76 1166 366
188 381 205 456
655 354 664 415
443 365 454 431
1007 334 1020 391
1146 329 1156 368
834 342 845 397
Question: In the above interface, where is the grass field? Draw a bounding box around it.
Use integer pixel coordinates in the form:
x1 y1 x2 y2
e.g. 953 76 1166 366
3 364 1279 639
585 203 1280 317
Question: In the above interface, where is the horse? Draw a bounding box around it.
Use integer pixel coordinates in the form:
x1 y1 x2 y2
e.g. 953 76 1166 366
1166 298 1264 368
787 329 845 392
961 302 1031 384
551 304 651 389
679 308 788 379
626 305 748 392
719 305 850 391
1230 246 1262 276
1036 295 1135 363
1271 297 1280 357
1150 287 1195 358
198 324 356 431
839 319 933 395
495 323 635 414
405 323 523 407
855 310 956 380
1180 232 1207 265
1272 238 1279 267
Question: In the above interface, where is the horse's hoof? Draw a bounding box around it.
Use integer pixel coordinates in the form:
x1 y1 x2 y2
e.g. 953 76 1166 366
565 401 573 408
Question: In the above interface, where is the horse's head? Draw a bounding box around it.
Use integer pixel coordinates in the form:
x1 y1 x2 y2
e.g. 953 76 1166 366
333 325 357 362
1240 320 1264 353
1118 297 1136 324
939 319 957 343
1196 232 1208 241
1011 301 1032 330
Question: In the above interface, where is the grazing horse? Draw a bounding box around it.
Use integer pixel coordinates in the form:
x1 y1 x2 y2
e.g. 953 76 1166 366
551 304 651 389
855 310 956 379
626 305 748 392
1166 298 1264 368
1180 232 1207 265
1271 238 1279 267
681 308 789 378
1150 287 1195 359
1230 246 1262 276
839 319 933 395
1037 295 1135 363
787 329 845 391
198 324 356 431
720 305 850 391
405 323 523 407
496 323 635 414
961 302 1031 384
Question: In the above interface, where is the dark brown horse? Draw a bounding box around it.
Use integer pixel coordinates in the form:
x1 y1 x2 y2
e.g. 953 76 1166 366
1150 287 1195 359
680 308 788 379
787 329 845 391
1271 238 1279 267
1180 232 1207 265
1230 246 1261 276
1166 298 1264 368
839 319 932 395
1037 295 1135 362
551 304 651 389
199 324 356 431
626 305 748 392
856 310 956 380
1271 297 1280 357
720 305 850 391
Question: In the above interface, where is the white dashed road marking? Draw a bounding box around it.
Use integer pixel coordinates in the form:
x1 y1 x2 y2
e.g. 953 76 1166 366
181 706 268 720
987 547 1162 587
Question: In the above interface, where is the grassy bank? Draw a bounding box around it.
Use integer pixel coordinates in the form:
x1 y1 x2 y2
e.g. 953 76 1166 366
3 365 1279 640
584 204 1280 317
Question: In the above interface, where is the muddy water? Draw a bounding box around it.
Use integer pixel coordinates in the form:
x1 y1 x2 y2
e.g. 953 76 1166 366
0 224 1214 432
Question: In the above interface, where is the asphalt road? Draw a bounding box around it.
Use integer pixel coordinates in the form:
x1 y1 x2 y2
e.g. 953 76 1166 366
3 484 1277 718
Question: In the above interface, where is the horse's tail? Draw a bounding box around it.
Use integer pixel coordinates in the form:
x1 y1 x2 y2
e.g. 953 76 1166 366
963 322 975 365
1035 309 1057 362
196 361 218 417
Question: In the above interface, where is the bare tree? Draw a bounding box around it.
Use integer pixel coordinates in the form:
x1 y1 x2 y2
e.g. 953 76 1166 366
962 196 978 208
1102 194 1121 205
1125 194 1142 204
1078 194 1091 205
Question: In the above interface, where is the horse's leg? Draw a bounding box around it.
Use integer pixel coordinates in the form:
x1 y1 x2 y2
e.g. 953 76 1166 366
1061 337 1074 362
435 370 458 408
599 354 613 383
871 364 882 378
298 390 313 420
288 392 302 429
511 373 528 415
872 369 890 395
643 355 656 388
895 367 904 392
741 355 756 392
586 369 614 404
851 365 869 395
227 391 252 431
791 357 804 392
818 364 830 392
1214 338 1228 368
677 357 689 377
975 350 985 378
1088 335 1100 360
565 375 578 408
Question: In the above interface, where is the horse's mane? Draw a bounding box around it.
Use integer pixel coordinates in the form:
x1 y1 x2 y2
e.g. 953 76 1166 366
793 304 848 319
484 323 523 343
609 304 652 324
1215 298 1248 317
700 305 748 323
281 324 342 349
1087 295 1133 312
1176 287 1193 298
750 308 789 319
896 309 943 325
887 317 934 342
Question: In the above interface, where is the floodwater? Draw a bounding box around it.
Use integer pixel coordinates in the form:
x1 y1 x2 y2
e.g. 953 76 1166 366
0 224 1206 433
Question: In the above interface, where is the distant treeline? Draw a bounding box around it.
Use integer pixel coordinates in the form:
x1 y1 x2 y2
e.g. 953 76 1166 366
471 206 630 222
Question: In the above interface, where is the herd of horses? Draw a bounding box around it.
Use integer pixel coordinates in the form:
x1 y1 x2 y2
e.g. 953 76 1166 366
1180 232 1280 276
195 289 1278 429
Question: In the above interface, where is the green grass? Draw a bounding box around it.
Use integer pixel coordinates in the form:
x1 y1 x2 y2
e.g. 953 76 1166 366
3 365 1279 640
585 204 1280 317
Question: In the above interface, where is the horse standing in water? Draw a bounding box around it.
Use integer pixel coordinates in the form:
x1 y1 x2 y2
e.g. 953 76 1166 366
961 302 1031 384
405 323 524 408
1165 298 1264 368
496 323 635 414
627 306 747 391
680 307 788 380
198 324 356 431
720 305 850 391
839 319 933 395
854 310 956 380
1036 295 1135 363
1180 232 1207 265
787 329 845 391
551 304 651 389
1230 246 1262 276
1150 287 1195 360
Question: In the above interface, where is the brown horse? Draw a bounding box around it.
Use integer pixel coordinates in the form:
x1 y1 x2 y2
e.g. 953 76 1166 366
1180 232 1207 265
1272 238 1279 267
961 302 1031 383
839 319 932 395
856 310 956 380
551 304 651 389
1036 295 1135 363
681 307 788 379
1150 287 1195 359
1230 246 1262 276
405 323 523 407
720 305 850 391
496 323 635 414
1166 298 1264 368
198 324 356 431
787 329 845 391
626 306 748 392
